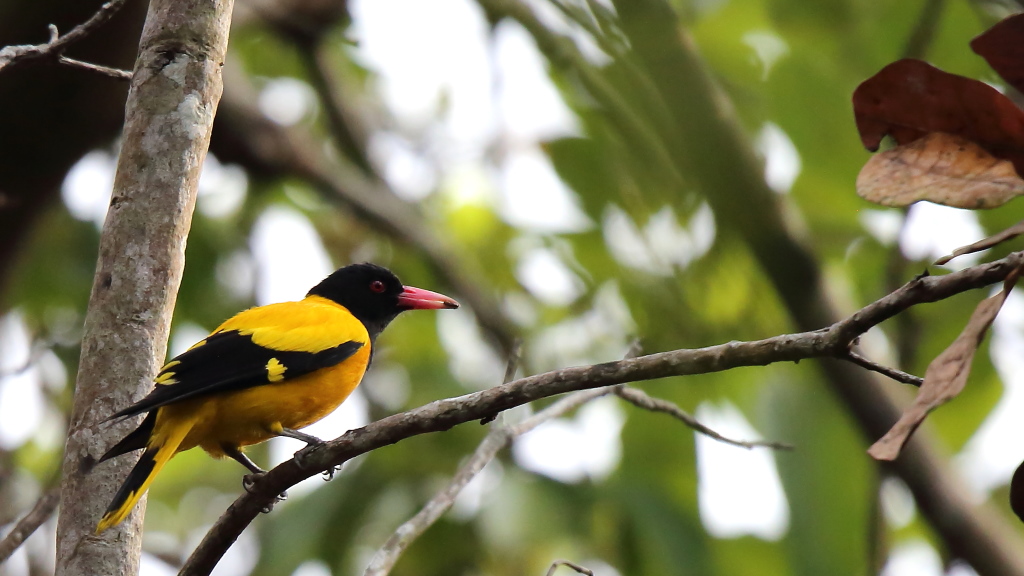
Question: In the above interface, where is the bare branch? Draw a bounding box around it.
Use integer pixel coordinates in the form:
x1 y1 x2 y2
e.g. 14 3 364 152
364 343 606 576
870 266 1023 461
936 219 1024 265
0 488 60 563
180 251 1024 576
482 340 523 424
58 56 132 80
0 0 130 75
614 386 792 450
510 0 1024 573
503 340 523 386
362 427 507 576
842 349 924 387
511 387 619 437
545 559 594 576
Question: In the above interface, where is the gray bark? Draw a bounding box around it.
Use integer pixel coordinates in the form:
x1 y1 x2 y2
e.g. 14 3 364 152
54 1 234 575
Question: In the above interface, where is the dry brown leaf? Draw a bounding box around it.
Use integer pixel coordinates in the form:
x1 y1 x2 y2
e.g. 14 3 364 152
868 268 1022 461
972 13 1024 97
853 59 1024 174
935 219 1024 265
856 132 1024 209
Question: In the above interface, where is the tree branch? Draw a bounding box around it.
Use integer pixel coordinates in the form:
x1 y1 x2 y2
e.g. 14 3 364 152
841 349 924 387
365 341 788 574
600 1 1024 572
545 560 594 576
55 0 234 575
0 488 60 563
614 386 793 450
178 250 1024 576
366 385 616 576
0 0 130 75
58 54 132 80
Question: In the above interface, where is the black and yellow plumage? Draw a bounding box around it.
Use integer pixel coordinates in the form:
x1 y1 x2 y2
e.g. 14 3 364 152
96 263 458 532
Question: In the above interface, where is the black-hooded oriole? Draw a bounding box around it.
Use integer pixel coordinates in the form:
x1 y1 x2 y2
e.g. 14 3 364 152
95 263 459 533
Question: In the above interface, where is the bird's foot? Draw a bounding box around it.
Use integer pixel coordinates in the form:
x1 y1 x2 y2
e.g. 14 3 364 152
242 472 288 513
321 464 342 481
242 471 265 494
292 441 340 480
292 440 325 470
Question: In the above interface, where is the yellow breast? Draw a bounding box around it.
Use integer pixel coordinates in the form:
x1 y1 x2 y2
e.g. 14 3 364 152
189 343 370 454
169 295 374 456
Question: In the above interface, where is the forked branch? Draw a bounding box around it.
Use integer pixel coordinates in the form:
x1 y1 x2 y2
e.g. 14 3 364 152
0 0 131 76
177 250 1024 576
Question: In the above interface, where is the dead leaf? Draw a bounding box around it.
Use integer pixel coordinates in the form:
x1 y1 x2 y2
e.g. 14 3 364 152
868 267 1022 461
853 59 1024 174
856 132 1024 208
935 219 1024 265
972 13 1024 96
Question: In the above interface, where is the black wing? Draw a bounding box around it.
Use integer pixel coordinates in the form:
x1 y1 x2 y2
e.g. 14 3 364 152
110 330 363 419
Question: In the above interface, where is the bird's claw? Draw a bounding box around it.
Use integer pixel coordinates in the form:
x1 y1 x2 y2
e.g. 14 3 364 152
291 443 340 480
258 490 288 513
242 471 265 494
321 464 342 481
242 471 287 513
292 441 324 470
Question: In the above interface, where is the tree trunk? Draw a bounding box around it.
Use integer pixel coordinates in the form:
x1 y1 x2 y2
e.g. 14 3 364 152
54 1 234 575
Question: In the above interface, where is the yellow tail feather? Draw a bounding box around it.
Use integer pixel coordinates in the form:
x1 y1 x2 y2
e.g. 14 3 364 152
96 418 191 533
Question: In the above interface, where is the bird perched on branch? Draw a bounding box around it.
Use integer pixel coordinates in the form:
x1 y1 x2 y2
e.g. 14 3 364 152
95 263 459 533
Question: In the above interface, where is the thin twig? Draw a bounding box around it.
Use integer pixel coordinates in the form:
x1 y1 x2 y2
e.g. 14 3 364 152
545 559 594 576
58 55 132 80
503 340 523 385
842 349 924 387
0 488 60 563
0 0 130 75
363 387 618 576
513 387 618 437
364 344 613 576
180 250 1024 576
614 386 793 450
483 340 522 424
362 428 506 576
935 219 1024 266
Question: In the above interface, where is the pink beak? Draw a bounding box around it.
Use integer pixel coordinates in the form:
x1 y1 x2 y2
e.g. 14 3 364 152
397 286 460 310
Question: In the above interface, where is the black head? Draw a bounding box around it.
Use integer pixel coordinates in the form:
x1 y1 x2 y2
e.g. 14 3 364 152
307 263 459 339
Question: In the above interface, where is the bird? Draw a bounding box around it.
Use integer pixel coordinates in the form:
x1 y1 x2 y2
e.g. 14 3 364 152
95 263 459 533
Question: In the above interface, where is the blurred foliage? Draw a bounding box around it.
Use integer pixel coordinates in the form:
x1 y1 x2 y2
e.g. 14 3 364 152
1 0 1022 575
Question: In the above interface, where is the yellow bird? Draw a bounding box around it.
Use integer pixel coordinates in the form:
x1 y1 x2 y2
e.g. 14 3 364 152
96 263 458 532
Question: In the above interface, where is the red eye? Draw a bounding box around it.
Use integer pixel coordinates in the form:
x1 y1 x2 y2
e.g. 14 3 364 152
370 280 386 293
